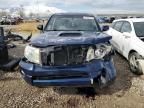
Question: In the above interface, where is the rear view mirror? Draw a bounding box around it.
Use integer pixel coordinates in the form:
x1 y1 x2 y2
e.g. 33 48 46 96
102 25 109 31
37 25 43 31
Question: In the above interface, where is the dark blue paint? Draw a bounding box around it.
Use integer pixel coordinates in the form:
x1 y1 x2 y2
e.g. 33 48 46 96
19 58 116 87
19 13 116 87
31 31 112 47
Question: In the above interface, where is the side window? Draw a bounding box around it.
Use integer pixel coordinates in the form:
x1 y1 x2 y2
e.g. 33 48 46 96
121 22 132 33
113 21 123 32
111 22 116 28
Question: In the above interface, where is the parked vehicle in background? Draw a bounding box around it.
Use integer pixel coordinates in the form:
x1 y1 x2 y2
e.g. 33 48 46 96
0 16 23 25
106 18 144 75
96 17 106 23
109 17 115 23
19 13 116 88
97 16 115 23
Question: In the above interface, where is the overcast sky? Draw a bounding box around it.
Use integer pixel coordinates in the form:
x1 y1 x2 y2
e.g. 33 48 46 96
0 0 143 13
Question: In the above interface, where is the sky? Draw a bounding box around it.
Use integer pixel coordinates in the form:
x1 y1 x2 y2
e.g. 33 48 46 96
0 0 144 14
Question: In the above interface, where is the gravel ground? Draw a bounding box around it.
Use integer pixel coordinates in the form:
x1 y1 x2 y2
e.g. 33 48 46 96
1 43 144 108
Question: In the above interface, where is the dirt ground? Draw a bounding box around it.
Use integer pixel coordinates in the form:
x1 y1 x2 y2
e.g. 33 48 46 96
0 21 42 37
11 22 41 33
1 42 144 108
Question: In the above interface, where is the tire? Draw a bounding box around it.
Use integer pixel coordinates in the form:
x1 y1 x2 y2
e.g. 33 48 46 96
128 52 143 75
0 44 8 64
2 59 20 71
93 71 109 89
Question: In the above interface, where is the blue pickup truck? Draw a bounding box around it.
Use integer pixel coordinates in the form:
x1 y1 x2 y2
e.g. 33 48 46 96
19 13 116 88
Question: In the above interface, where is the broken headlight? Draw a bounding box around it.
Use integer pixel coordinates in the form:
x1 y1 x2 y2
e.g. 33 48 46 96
86 43 112 61
95 44 112 59
24 45 41 64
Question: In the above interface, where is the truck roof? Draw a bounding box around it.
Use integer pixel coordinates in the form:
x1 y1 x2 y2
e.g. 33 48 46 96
52 13 95 17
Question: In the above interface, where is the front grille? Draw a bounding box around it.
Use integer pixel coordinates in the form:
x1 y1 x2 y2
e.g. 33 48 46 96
41 46 88 66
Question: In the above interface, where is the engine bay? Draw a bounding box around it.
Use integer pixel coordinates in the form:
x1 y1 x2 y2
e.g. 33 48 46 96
40 44 112 66
41 45 88 66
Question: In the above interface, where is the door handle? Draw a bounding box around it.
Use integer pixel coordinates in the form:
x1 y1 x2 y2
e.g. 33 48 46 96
123 35 130 39
123 32 131 38
125 36 130 38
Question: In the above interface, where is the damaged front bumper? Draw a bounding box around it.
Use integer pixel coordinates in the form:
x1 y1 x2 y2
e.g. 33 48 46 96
19 57 116 87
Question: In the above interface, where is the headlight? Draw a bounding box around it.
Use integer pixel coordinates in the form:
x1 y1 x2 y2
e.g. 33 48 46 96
95 44 112 59
24 45 41 64
86 44 112 61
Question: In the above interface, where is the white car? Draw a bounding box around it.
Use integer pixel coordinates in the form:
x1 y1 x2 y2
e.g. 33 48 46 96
106 18 144 75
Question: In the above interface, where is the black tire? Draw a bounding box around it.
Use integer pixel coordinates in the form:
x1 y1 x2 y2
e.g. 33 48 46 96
128 52 143 75
2 59 20 71
0 44 8 64
93 72 109 89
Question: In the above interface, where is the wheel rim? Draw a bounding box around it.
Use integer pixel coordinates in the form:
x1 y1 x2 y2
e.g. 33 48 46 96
129 55 138 70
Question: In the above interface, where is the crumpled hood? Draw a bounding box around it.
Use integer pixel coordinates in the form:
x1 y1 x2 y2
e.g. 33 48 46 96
31 31 112 47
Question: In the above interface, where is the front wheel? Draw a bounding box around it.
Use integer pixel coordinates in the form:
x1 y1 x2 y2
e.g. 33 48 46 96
128 52 143 75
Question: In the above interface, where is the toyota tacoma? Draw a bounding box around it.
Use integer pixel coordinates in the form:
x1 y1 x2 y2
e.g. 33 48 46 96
19 13 116 88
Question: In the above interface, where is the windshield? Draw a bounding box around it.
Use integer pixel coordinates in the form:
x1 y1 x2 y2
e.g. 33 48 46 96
45 15 99 31
133 22 144 37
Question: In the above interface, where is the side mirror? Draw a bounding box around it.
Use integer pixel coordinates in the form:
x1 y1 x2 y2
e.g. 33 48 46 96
37 25 43 31
123 32 131 38
102 25 109 31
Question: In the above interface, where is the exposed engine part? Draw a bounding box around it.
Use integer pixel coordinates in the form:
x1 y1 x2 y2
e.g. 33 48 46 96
39 44 112 66
41 46 88 66
23 43 112 66
86 47 95 62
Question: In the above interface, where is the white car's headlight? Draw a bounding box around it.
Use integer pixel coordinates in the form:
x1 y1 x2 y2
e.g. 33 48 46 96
86 44 112 61
24 45 41 64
